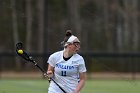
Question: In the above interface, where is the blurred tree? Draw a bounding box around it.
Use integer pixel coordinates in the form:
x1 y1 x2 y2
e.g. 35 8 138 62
132 0 139 51
37 0 46 74
115 0 124 52
102 0 114 52
38 0 44 54
25 0 32 52
123 0 131 51
66 0 81 41
11 0 21 70
24 0 33 70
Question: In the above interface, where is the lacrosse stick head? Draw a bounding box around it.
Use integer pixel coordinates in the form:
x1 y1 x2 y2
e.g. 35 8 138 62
16 42 33 62
16 42 23 50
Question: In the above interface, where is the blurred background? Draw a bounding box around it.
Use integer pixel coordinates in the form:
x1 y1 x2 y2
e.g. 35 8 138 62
0 0 140 93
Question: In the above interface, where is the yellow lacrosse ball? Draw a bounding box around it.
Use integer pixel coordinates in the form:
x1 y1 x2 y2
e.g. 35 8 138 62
18 49 23 54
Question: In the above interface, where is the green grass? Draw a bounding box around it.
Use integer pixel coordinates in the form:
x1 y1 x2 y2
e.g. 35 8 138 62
82 79 140 93
0 79 140 93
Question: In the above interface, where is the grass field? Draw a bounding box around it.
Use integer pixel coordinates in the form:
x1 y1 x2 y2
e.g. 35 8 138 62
0 79 140 93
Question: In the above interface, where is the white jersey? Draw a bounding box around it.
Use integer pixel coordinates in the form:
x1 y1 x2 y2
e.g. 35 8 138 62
47 50 86 93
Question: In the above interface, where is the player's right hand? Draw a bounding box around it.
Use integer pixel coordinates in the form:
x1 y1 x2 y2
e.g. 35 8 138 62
46 70 53 78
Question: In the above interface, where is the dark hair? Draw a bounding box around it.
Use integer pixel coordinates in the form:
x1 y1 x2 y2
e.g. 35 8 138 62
61 30 72 45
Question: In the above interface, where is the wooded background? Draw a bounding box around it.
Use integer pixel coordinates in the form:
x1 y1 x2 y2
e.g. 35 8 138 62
0 0 140 73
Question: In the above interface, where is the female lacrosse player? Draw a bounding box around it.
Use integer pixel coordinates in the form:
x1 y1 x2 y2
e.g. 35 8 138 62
46 30 87 93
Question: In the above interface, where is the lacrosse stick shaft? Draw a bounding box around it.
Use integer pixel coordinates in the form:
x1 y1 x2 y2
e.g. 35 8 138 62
33 60 45 73
32 60 66 93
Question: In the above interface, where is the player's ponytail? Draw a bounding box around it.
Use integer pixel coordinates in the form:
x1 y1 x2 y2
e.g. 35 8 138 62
61 30 72 46
65 30 72 42
65 30 72 37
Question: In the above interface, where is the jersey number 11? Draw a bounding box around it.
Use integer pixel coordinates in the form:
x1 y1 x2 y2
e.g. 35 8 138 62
61 71 67 76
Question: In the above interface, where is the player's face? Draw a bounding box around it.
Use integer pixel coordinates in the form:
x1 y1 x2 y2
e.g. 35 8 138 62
73 42 80 49
69 41 80 53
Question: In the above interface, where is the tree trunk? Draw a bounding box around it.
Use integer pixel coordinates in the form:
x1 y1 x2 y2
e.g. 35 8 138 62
66 0 81 41
25 0 32 70
26 0 32 52
116 1 123 52
37 0 45 77
131 0 139 78
103 0 113 52
11 0 21 70
38 0 44 54
123 0 131 51
132 0 139 51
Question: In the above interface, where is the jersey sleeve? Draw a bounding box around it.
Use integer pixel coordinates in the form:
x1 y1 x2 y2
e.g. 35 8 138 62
78 58 87 73
47 54 56 67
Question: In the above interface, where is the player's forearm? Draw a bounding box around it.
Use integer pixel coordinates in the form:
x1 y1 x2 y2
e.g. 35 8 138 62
73 79 85 93
45 64 54 78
